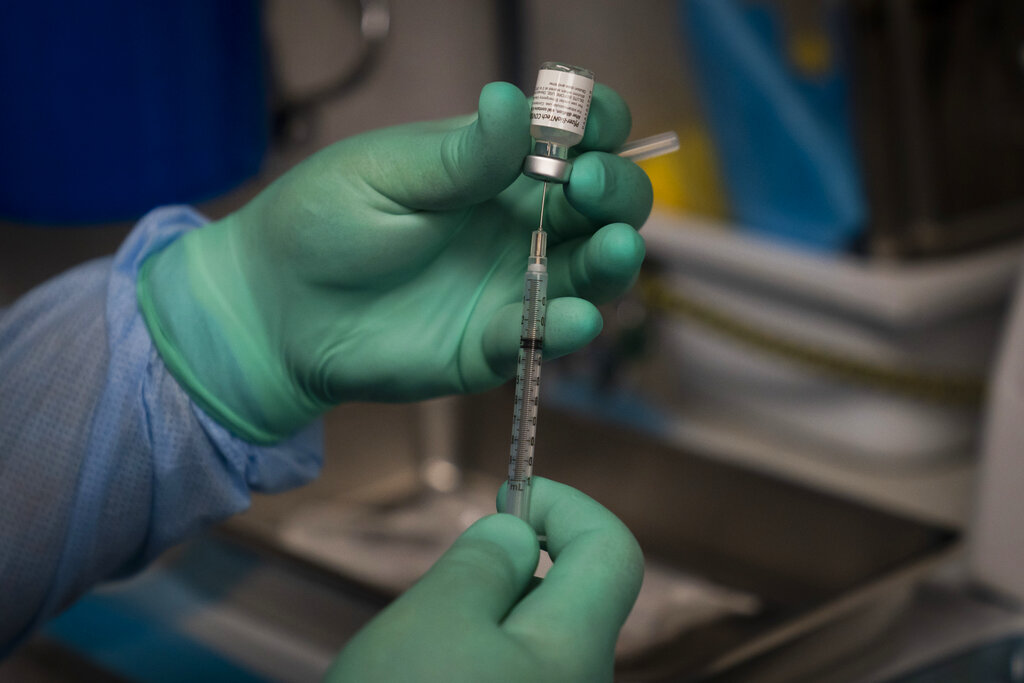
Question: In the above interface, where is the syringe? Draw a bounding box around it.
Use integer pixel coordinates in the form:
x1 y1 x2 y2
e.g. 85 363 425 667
504 183 550 520
504 130 680 521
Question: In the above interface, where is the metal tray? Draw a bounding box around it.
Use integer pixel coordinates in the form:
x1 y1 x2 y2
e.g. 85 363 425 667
460 389 960 681
227 391 959 682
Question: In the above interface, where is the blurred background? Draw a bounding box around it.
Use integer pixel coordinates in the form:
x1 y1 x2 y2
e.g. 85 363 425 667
2 1 1024 681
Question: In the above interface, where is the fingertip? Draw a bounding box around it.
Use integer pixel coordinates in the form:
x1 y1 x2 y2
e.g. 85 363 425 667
566 298 605 345
580 83 632 151
496 480 508 512
558 224 644 305
544 297 603 360
460 513 540 581
428 82 528 209
399 513 540 625
474 81 531 182
477 81 531 143
565 153 653 229
502 477 645 638
588 223 646 279
529 477 645 595
568 152 614 197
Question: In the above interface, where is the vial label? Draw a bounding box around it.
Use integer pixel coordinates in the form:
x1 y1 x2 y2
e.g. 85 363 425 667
530 68 594 137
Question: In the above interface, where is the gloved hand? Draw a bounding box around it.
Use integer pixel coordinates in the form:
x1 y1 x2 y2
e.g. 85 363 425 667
326 477 644 683
138 82 652 443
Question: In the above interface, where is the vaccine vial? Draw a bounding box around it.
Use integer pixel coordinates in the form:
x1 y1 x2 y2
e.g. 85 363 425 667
522 62 595 184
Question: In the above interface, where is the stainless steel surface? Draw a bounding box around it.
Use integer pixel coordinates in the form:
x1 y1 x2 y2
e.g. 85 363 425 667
819 583 1024 682
0 393 973 682
11 555 1017 682
468 388 959 680
969 251 1024 604
3 535 387 683
225 387 959 681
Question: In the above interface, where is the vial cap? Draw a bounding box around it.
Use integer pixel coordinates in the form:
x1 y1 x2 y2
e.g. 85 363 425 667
522 155 572 184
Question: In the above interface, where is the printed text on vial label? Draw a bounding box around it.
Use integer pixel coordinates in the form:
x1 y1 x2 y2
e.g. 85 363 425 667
531 82 592 134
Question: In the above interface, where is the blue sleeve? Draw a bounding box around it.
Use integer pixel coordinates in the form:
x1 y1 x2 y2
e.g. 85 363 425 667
0 206 323 652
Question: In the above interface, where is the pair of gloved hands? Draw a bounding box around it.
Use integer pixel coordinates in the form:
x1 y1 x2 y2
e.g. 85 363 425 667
138 80 651 681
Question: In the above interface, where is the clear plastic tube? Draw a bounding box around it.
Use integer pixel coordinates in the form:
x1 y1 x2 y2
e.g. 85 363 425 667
615 131 680 162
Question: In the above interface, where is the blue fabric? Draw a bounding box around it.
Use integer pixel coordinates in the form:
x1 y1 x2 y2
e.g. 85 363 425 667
0 207 323 653
45 594 272 683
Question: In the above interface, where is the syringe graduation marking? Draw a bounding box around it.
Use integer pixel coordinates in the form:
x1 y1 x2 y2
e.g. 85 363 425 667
505 182 550 517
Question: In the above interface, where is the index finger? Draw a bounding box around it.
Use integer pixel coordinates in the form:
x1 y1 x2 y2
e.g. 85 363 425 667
576 83 633 153
496 478 644 658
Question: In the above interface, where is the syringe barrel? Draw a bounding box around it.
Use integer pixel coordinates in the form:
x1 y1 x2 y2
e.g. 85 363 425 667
505 263 548 521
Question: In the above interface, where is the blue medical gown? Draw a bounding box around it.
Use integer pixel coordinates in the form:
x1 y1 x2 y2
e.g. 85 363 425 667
0 207 323 652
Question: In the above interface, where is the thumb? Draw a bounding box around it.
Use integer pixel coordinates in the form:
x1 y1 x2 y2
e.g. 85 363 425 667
357 81 531 211
401 514 539 623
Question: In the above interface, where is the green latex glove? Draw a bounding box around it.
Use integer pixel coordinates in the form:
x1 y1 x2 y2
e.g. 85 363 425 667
138 82 652 443
326 477 644 682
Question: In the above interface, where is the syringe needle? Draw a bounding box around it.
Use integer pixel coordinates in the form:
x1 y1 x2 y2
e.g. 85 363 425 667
538 182 549 233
